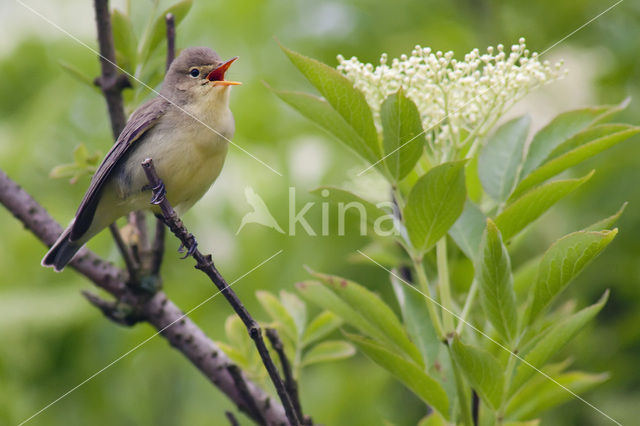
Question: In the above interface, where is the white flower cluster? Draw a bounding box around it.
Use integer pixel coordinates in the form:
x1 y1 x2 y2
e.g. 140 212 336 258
337 38 565 161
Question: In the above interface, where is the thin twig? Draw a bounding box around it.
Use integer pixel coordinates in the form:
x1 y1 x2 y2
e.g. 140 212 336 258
165 13 176 71
142 158 300 426
92 0 128 138
150 11 176 275
266 328 308 425
226 411 240 426
0 169 290 425
108 223 139 281
92 0 141 274
151 218 166 275
227 364 265 425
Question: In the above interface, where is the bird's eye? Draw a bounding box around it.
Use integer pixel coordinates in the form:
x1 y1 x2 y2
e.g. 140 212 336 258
189 68 200 77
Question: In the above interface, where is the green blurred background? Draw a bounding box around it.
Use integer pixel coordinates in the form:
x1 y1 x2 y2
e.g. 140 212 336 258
0 0 638 424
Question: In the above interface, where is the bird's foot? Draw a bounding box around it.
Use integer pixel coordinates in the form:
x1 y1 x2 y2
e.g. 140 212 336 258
178 235 198 259
150 180 166 205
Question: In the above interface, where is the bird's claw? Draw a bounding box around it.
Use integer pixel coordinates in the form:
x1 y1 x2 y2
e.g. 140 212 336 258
150 181 166 205
178 236 198 259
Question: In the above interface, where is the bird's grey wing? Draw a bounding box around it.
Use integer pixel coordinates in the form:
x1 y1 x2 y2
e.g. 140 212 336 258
70 97 168 240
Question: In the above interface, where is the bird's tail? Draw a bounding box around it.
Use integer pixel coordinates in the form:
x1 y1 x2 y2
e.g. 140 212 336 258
41 227 83 272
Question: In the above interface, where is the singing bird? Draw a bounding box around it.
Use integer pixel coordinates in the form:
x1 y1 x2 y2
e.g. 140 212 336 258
42 47 240 271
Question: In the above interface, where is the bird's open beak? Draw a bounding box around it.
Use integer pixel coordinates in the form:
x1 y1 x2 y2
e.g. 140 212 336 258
207 57 241 86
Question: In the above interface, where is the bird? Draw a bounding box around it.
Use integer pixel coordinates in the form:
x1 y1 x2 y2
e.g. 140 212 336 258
42 47 240 271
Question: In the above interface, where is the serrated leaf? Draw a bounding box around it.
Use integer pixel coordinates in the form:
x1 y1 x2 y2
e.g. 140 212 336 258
512 291 608 393
449 200 486 261
496 172 593 241
301 340 355 366
273 89 381 165
521 100 629 177
310 186 388 227
111 8 137 73
381 88 425 181
391 272 439 367
255 290 297 341
583 202 627 232
479 116 530 201
139 0 193 63
506 370 609 420
477 219 518 343
405 161 467 252
280 45 381 163
512 125 639 198
349 333 449 419
302 311 343 346
526 230 616 324
450 337 504 410
309 270 424 366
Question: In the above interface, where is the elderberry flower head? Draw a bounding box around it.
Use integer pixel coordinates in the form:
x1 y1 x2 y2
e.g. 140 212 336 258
337 38 565 161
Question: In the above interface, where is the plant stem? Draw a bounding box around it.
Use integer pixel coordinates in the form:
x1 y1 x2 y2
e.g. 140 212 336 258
412 256 445 341
449 345 474 426
436 238 455 334
456 279 479 336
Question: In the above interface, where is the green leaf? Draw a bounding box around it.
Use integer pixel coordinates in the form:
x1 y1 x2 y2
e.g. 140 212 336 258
310 186 388 227
465 154 483 203
583 202 627 232
521 100 628 177
495 172 593 241
526 230 617 323
138 0 193 63
309 270 424 366
450 337 504 409
477 219 518 343
417 411 447 426
479 115 530 201
390 272 439 367
506 370 609 420
255 291 297 342
279 291 307 338
349 334 449 419
225 315 251 355
280 45 381 163
58 61 100 92
449 201 486 261
273 89 380 165
301 340 356 366
512 125 639 198
302 311 343 346
513 255 541 300
297 280 390 346
405 161 467 252
111 8 137 73
512 291 608 393
380 88 425 181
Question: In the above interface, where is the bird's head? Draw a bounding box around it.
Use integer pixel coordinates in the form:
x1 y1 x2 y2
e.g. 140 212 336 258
161 47 240 108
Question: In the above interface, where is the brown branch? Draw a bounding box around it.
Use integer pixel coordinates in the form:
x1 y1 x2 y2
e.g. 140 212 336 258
150 11 176 276
227 364 266 425
92 0 129 138
142 158 300 426
0 169 289 425
226 411 240 426
266 328 310 425
165 13 176 71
